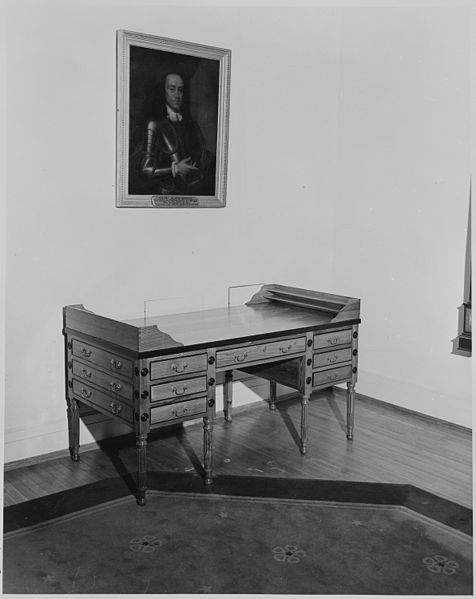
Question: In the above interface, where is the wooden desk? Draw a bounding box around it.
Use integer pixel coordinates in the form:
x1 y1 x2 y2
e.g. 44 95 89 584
63 284 361 504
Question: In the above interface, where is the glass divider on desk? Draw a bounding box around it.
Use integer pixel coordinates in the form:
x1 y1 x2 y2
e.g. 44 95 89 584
227 283 266 308
143 284 267 324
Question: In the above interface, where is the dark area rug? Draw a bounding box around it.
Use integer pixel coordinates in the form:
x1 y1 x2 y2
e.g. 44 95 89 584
3 474 473 595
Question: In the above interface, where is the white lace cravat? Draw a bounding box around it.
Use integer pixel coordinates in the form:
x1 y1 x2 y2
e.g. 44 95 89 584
166 105 182 122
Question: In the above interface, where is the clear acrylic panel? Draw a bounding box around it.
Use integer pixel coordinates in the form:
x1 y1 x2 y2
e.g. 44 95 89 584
143 295 209 320
142 283 267 322
227 283 266 307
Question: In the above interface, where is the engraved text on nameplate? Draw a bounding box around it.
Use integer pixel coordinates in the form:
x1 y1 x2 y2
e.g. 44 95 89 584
151 196 199 207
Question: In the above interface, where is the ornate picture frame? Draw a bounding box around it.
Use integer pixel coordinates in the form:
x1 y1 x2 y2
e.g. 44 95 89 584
116 30 231 208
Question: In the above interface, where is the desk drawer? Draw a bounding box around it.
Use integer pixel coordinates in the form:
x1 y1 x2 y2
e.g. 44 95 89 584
71 339 133 378
150 353 207 381
314 329 352 350
313 365 352 387
72 380 133 424
151 397 207 425
313 348 352 369
72 360 133 400
150 376 207 402
216 337 306 368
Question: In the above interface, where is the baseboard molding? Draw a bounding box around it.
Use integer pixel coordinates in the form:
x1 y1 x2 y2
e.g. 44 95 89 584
336 388 471 435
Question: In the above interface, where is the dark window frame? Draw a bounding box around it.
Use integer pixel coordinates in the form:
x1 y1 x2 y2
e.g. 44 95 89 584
452 186 471 356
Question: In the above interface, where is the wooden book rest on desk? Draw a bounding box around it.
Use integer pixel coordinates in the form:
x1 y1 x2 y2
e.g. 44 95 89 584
63 284 361 505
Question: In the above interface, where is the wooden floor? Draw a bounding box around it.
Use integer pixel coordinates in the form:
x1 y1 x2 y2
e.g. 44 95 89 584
3 389 473 509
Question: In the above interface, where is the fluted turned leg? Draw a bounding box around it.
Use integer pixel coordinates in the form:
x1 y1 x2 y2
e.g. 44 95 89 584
346 381 355 440
269 380 277 410
223 370 233 422
136 433 148 506
67 397 80 462
300 393 309 454
203 416 213 484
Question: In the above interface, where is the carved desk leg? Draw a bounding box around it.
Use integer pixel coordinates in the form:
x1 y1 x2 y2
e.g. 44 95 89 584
136 433 148 506
203 416 213 484
67 394 80 462
346 382 355 440
204 350 216 484
269 380 277 410
346 325 359 441
300 333 314 455
65 339 80 462
300 394 309 454
136 361 150 505
223 370 233 422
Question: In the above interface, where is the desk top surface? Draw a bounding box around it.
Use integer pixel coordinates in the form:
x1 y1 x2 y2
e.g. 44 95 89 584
124 303 340 348
64 285 361 354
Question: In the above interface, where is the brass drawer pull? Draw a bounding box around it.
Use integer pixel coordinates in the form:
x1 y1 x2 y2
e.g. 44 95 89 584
81 368 92 378
109 381 122 393
109 401 123 415
327 373 338 381
279 344 292 354
171 405 189 418
327 354 338 364
110 359 122 370
80 387 92 399
327 337 339 345
171 385 188 396
234 352 248 362
80 347 92 358
171 362 188 373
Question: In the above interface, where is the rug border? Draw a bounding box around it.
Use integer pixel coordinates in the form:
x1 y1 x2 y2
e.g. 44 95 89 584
4 490 472 551
3 472 472 537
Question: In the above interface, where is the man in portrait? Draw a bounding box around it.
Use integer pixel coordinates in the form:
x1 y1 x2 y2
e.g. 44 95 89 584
130 68 217 197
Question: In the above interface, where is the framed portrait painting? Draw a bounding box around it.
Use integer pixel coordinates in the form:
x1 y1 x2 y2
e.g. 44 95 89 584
116 30 231 208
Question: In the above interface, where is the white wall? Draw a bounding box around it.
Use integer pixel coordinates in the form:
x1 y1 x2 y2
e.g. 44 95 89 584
3 1 471 463
4 2 341 461
333 7 472 423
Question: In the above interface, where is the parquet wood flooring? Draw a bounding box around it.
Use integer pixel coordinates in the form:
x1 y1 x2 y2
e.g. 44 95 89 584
3 389 472 509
